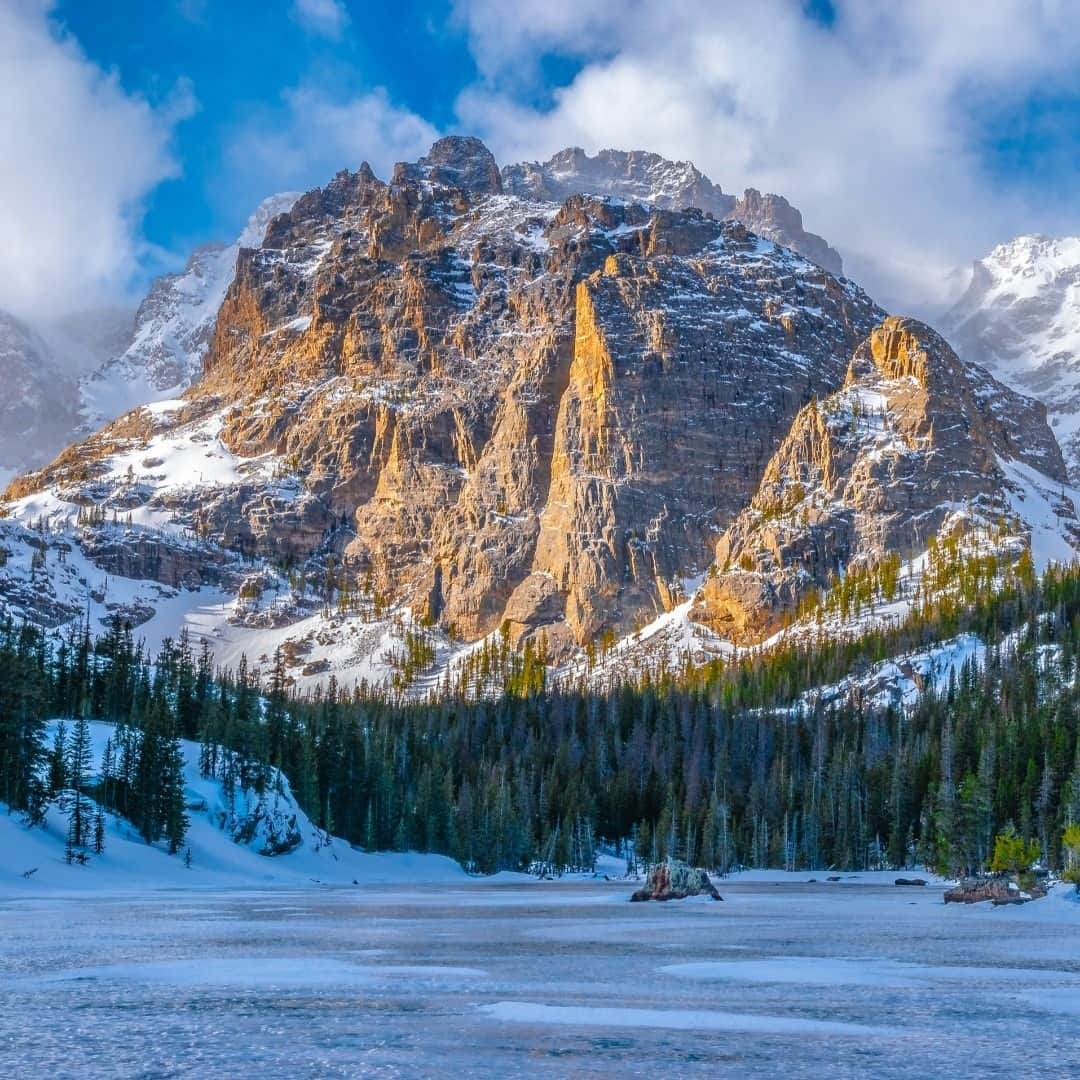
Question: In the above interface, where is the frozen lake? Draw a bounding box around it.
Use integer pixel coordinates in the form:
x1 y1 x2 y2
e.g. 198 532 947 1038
3 877 1080 1077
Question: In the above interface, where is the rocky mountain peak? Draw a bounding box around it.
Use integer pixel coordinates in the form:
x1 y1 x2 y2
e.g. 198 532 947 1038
3 141 1075 691
501 145 842 274
732 189 843 277
502 146 730 216
691 315 1074 644
396 135 503 196
851 316 964 391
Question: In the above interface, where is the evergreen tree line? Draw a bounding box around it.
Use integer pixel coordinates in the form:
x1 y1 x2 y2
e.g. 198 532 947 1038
4 558 1080 875
1 617 190 863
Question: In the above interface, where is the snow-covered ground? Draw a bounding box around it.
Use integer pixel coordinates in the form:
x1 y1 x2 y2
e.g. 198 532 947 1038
1 872 1078 1076
4 724 1079 1074
0 720 466 897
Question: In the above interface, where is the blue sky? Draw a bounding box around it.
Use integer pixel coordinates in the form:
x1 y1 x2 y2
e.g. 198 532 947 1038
55 1 482 251
4 0 1080 318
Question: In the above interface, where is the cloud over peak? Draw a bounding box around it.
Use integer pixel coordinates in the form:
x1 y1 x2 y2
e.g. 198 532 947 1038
0 1 192 319
454 0 1080 307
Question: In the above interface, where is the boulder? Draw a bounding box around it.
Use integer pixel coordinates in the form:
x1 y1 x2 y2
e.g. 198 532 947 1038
894 877 927 887
630 859 723 902
943 875 1047 905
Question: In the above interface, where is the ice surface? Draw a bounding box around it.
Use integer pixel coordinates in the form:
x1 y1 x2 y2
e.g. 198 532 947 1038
478 1000 891 1035
2 876 1080 1076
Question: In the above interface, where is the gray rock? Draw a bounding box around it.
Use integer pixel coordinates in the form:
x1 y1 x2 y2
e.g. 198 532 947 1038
630 859 723 902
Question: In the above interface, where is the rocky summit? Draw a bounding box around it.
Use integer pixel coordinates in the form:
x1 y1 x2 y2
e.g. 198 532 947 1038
692 317 1077 643
2 137 1076 689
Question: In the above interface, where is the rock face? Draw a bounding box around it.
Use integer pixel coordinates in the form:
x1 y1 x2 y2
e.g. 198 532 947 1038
7 137 877 657
940 235 1080 482
729 188 843 277
3 139 1078 686
502 147 843 274
692 317 1076 643
630 859 723 901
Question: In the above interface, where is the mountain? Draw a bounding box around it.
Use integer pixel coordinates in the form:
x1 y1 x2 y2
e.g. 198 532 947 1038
2 137 1074 692
502 147 844 275
0 312 80 486
79 192 300 429
693 317 1077 643
0 198 298 484
940 235 1080 481
0 148 835 480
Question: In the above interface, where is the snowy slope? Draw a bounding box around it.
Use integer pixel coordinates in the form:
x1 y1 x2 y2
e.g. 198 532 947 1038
79 192 299 428
0 720 466 896
941 235 1080 480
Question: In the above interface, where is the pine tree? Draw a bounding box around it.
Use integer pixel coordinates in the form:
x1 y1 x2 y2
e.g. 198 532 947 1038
65 716 93 851
93 802 106 855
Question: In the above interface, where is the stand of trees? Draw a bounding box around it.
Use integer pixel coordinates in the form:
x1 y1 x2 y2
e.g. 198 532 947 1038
3 557 1080 876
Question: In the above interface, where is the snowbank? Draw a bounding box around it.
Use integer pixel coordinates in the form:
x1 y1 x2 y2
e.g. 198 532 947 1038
0 720 466 896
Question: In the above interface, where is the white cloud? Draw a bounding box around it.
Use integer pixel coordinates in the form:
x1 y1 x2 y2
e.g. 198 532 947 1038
224 86 438 204
453 0 1080 308
291 0 349 39
0 1 192 319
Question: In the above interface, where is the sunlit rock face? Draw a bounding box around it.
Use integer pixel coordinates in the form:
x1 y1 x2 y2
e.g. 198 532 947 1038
8 138 1072 672
692 317 1075 643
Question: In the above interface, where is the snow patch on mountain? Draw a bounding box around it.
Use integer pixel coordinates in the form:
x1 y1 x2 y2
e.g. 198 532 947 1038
942 235 1080 480
79 192 300 429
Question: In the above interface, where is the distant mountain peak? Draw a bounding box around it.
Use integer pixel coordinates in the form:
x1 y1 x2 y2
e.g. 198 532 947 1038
78 190 300 430
940 232 1080 480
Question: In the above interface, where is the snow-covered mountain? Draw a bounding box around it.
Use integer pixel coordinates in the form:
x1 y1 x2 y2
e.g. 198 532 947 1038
2 139 1077 695
0 312 80 486
0 196 298 482
940 235 1080 481
79 192 300 429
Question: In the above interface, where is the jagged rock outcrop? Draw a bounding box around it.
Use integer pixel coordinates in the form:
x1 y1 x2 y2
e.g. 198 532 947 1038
730 189 843 277
502 147 843 274
940 235 1080 482
7 137 876 658
692 317 1076 643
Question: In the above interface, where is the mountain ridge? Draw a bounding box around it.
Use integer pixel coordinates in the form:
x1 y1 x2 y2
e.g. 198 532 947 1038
2 137 1075 692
